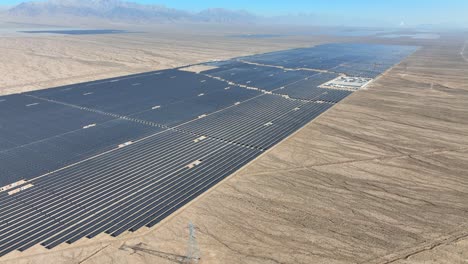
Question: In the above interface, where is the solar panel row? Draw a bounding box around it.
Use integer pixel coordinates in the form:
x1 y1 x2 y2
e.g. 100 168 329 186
0 131 261 255
0 43 418 257
237 43 418 76
178 95 332 149
203 62 317 91
0 94 114 151
130 86 261 126
276 72 353 102
29 70 230 116
0 119 164 184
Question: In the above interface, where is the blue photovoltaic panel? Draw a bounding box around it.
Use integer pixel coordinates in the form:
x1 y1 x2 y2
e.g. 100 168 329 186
29 70 230 116
0 119 163 186
238 43 418 74
203 62 317 91
0 94 113 149
131 86 261 126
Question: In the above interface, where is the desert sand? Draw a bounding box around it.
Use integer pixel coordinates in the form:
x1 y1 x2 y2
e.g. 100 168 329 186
0 22 332 96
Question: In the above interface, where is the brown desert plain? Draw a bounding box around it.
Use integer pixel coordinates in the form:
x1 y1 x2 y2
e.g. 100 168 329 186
0 20 467 264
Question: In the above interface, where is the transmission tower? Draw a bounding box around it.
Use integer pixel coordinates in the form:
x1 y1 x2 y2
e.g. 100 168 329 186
183 222 200 264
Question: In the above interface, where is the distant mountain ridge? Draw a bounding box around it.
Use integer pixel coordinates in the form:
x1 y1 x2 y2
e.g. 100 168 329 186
7 0 257 24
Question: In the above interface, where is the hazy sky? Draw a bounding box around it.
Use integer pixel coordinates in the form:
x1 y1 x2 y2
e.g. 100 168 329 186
1 0 467 26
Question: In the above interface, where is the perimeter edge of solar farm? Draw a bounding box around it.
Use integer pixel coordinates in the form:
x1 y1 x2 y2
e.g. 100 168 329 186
0 43 418 257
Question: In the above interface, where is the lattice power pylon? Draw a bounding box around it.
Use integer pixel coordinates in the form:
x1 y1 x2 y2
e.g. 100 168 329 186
184 222 200 264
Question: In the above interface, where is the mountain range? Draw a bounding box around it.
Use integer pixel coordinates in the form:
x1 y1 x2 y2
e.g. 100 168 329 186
5 0 258 24
2 0 433 27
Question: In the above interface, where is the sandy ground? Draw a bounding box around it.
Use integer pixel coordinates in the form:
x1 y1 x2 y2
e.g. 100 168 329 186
0 22 332 96
0 21 467 263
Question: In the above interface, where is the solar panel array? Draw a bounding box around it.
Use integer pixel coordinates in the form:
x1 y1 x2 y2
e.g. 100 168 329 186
0 43 417 257
237 43 418 78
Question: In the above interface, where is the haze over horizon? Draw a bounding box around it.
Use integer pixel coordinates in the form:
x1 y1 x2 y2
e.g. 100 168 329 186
1 0 467 28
